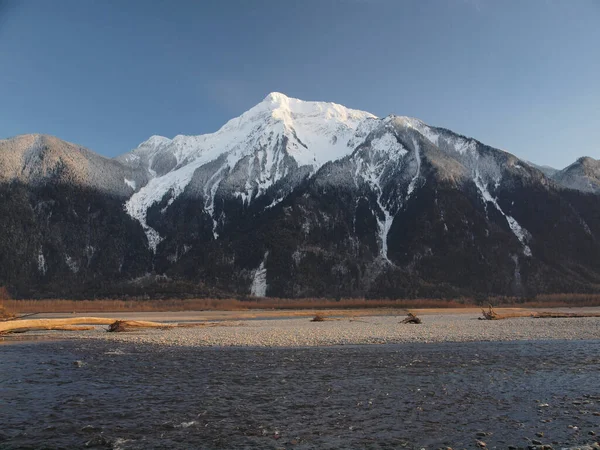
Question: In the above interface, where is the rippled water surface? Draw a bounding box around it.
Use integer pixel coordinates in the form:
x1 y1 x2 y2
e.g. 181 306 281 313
1 340 600 449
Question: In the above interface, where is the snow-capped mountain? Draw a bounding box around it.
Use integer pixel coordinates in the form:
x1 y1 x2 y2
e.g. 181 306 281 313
118 93 377 248
118 94 538 260
1 93 600 299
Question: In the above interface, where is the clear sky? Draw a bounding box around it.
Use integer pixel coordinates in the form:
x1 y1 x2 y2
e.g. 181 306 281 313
0 0 598 168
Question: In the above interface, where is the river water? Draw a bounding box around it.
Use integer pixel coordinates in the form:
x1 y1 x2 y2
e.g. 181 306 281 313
1 339 599 449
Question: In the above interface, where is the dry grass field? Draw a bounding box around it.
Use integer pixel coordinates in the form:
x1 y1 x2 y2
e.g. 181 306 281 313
3 297 470 314
2 287 600 316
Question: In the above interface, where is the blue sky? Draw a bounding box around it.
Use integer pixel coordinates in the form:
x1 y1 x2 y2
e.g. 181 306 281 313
0 0 598 168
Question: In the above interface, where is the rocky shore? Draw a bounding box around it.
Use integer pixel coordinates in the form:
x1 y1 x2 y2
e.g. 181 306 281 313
12 311 600 348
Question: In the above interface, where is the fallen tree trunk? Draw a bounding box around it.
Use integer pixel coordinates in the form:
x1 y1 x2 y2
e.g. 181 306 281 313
0 317 175 334
0 317 117 334
531 312 600 319
479 309 600 321
0 317 236 335
8 325 96 334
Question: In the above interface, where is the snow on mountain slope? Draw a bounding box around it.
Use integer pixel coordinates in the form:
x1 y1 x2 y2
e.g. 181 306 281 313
341 116 536 259
388 116 538 256
116 135 174 177
0 134 148 196
120 92 578 256
124 92 377 249
348 123 418 263
552 156 600 194
525 161 559 178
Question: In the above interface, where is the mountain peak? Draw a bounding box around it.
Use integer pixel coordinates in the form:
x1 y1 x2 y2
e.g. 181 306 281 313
552 155 600 194
263 91 290 103
576 156 598 166
140 135 171 148
256 92 376 122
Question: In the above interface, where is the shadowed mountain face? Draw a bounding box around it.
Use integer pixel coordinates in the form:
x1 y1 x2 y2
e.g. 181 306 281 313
1 94 599 299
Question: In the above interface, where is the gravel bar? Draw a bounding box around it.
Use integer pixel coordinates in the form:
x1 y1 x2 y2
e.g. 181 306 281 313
18 313 600 347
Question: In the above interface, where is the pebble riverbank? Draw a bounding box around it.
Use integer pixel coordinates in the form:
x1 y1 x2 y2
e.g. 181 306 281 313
19 312 600 347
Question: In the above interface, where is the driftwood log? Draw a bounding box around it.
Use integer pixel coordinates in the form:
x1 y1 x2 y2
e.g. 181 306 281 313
0 317 116 334
6 325 96 334
401 313 422 324
0 317 172 334
107 320 172 332
479 306 600 321
0 317 239 335
530 312 600 319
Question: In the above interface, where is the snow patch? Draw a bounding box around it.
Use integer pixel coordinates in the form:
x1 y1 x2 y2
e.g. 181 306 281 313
390 116 441 148
85 245 95 266
474 169 532 256
203 164 228 239
302 220 311 235
370 133 407 157
37 249 46 275
406 138 422 199
350 132 420 264
292 250 303 266
65 255 79 273
354 151 394 263
505 216 532 256
414 124 440 146
250 252 268 297
451 137 477 155
124 178 136 190
265 196 284 209
376 199 394 264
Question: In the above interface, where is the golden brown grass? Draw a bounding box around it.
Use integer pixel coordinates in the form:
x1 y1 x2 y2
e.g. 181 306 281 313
489 293 600 308
0 286 15 320
4 297 471 314
3 293 600 315
0 305 14 320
